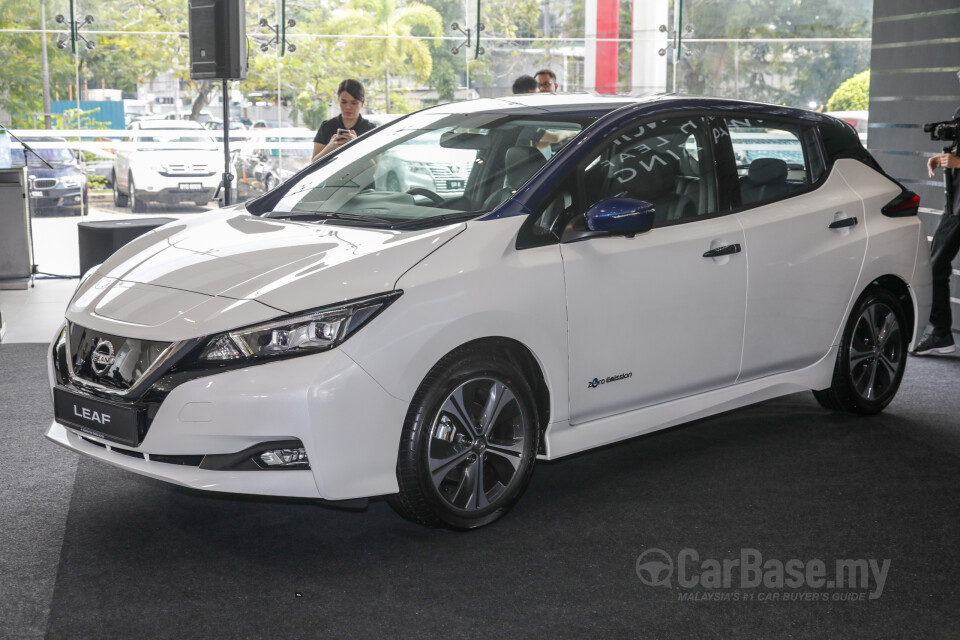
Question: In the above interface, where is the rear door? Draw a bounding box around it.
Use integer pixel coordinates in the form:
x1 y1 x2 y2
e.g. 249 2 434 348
722 115 868 380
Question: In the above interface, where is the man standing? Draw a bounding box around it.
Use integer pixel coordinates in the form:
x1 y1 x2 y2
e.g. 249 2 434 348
535 69 558 93
512 75 538 94
913 108 960 356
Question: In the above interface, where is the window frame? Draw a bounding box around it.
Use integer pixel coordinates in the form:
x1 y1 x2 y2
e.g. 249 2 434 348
516 112 730 250
716 113 830 213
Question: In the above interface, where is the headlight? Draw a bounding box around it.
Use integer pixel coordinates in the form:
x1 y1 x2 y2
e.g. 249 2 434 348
75 263 101 292
196 291 402 363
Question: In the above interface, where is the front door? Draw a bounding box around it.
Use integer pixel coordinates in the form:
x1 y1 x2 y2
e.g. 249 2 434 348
559 115 748 425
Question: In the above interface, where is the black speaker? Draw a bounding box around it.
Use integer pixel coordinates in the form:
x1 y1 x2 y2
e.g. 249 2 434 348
77 218 177 276
188 0 247 80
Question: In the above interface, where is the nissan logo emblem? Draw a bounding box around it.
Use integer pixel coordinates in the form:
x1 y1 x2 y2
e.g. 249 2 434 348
90 340 116 375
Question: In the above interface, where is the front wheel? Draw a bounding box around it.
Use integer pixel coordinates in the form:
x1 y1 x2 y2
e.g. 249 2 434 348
388 350 539 529
129 175 148 213
813 288 908 415
113 173 128 207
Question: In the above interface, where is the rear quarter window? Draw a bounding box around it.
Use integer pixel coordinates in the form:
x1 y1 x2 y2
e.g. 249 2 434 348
725 117 825 207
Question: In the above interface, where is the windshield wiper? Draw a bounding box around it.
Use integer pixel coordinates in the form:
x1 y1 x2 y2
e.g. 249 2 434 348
390 211 480 230
267 211 398 225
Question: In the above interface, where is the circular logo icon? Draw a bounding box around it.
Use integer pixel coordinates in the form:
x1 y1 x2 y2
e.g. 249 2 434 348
91 340 116 375
636 548 674 587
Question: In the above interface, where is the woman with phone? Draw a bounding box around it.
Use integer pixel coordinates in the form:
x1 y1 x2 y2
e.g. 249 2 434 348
312 79 377 161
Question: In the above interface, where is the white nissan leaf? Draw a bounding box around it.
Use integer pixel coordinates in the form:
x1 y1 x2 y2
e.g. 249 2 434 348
47 95 932 529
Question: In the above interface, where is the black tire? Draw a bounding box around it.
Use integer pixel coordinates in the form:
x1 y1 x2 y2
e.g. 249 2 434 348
388 349 539 529
813 288 908 415
129 175 148 213
113 173 128 207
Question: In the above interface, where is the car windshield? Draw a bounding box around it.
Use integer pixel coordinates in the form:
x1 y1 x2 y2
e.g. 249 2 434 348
12 146 75 166
259 112 587 228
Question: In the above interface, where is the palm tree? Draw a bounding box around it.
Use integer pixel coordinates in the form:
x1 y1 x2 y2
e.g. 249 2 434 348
328 0 443 112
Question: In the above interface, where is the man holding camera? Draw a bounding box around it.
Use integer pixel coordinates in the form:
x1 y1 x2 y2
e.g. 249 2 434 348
913 106 960 356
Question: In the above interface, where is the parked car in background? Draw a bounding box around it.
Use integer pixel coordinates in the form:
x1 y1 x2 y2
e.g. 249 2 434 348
112 120 222 211
373 128 477 197
826 110 868 145
205 119 251 142
48 95 930 530
12 137 86 216
234 128 315 201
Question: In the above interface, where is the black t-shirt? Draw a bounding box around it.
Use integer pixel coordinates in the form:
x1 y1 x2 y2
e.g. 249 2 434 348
313 114 377 146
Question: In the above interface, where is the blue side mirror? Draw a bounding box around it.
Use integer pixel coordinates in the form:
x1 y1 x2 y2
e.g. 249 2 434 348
584 197 656 236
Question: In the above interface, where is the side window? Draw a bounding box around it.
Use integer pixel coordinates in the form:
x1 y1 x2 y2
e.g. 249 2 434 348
725 117 824 206
581 116 718 226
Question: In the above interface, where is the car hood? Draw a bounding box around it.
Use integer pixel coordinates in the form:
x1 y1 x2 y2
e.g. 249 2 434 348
68 208 465 340
28 162 82 179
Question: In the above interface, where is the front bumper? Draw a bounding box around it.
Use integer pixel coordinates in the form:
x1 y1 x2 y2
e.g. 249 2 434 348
46 339 409 501
29 187 84 215
135 172 220 204
139 186 218 205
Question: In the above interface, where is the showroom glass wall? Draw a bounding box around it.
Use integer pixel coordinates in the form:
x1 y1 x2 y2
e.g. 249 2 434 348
0 0 871 211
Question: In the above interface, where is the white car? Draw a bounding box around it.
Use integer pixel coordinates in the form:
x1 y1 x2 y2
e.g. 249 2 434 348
112 120 223 211
48 95 931 529
373 128 481 198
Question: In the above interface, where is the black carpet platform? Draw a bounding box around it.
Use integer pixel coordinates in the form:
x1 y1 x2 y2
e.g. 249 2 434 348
3 343 960 639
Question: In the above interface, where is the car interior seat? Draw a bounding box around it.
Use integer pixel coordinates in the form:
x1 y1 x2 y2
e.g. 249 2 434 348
614 153 696 223
740 157 790 205
483 146 547 210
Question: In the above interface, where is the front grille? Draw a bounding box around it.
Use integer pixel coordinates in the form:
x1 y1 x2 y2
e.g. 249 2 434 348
427 163 470 192
32 178 57 189
150 454 204 467
67 323 173 391
160 164 215 177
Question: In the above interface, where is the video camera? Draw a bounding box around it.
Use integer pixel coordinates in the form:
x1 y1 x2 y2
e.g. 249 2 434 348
923 118 960 142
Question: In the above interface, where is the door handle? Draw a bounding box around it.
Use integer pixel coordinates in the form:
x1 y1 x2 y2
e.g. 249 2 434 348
828 216 858 229
702 243 742 258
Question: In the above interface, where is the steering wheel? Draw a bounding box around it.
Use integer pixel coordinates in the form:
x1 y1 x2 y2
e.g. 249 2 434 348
406 187 445 206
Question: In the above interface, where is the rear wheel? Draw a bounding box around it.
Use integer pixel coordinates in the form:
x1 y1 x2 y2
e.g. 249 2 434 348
813 288 907 415
113 173 128 207
388 350 539 529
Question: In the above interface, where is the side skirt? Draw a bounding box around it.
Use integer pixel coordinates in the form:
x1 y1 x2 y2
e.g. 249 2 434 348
540 346 838 460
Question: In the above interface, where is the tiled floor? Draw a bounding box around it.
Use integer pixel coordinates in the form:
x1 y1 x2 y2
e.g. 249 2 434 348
0 198 200 344
0 279 77 343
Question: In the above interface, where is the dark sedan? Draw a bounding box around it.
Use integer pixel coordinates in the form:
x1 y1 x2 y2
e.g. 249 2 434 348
13 137 87 216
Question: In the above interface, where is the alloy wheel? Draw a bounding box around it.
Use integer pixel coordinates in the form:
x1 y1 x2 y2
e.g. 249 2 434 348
848 301 903 401
426 377 529 512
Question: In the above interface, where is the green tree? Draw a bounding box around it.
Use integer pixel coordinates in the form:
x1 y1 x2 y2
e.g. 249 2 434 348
826 70 869 112
675 0 871 108
328 0 443 112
